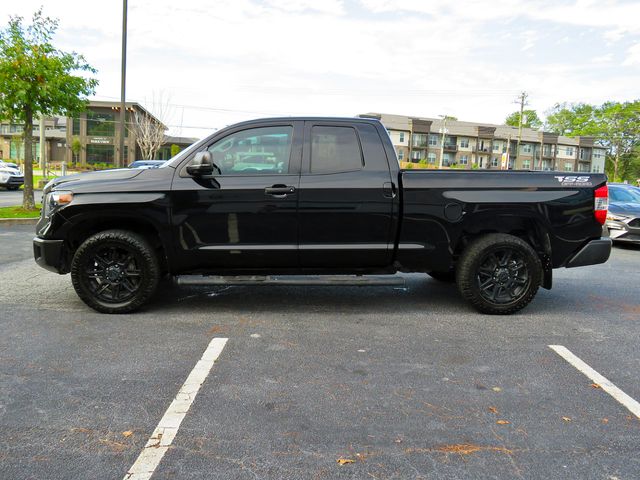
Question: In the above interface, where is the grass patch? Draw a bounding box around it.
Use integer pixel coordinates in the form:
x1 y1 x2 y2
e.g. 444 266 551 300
0 204 42 218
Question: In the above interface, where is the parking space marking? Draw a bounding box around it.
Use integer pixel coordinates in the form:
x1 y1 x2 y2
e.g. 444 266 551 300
549 345 640 419
123 337 229 480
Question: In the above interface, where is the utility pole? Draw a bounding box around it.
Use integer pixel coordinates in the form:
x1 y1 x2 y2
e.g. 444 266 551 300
119 0 128 168
514 91 528 169
438 115 448 168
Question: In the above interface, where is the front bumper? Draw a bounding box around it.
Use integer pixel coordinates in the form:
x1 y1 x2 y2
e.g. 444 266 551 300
33 237 67 274
606 218 640 243
566 237 612 268
0 175 24 187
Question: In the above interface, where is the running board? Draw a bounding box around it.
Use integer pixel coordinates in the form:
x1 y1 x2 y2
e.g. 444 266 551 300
174 274 406 287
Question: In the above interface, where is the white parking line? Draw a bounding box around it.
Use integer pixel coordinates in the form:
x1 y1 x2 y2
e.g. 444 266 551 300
123 337 229 480
549 345 640 419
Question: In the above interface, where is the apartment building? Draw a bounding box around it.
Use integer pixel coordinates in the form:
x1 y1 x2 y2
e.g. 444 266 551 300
0 101 197 166
359 113 607 173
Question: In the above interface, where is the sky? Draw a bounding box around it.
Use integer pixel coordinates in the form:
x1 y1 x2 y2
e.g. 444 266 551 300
4 0 640 138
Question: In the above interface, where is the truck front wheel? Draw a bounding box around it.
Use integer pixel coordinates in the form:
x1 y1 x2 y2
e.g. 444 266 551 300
70 229 160 314
456 233 542 315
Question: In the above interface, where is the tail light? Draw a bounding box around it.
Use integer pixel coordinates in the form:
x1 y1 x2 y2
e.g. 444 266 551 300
594 185 608 225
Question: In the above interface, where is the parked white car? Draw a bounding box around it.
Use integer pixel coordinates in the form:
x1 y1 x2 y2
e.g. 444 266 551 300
0 162 24 190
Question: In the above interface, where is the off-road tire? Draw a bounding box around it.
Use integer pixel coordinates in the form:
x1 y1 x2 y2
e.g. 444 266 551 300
456 233 542 315
71 229 160 314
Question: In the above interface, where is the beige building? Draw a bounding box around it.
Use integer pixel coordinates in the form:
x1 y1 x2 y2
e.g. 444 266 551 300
359 113 606 173
1 101 197 167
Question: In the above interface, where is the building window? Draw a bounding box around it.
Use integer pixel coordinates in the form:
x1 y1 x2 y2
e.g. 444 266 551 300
459 138 469 148
522 159 531 169
86 144 115 165
397 148 404 160
399 132 405 143
493 143 500 152
564 162 573 171
72 117 81 136
593 150 604 159
592 164 601 173
412 133 427 147
87 111 115 137
491 157 499 167
428 152 436 164
459 155 468 165
428 134 438 146
411 150 422 161
521 144 532 154
565 146 574 156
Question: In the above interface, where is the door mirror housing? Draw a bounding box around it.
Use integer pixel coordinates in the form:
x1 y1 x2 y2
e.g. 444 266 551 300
186 151 215 176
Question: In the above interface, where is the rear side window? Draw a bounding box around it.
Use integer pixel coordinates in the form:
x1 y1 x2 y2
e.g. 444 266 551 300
310 126 363 174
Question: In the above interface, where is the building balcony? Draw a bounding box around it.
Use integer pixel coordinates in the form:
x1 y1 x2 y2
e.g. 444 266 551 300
443 144 458 152
473 146 490 153
411 140 428 148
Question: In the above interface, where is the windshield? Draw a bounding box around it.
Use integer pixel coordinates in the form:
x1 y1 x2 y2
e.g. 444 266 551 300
609 186 640 203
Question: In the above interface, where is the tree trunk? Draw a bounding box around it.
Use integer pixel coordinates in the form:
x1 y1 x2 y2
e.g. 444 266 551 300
22 107 35 210
614 146 620 182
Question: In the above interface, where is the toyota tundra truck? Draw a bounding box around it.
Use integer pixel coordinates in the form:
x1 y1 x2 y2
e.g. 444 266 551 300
33 117 612 314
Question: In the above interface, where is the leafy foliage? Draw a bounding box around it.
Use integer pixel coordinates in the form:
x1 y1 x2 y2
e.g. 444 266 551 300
505 110 542 130
0 8 98 207
545 101 640 182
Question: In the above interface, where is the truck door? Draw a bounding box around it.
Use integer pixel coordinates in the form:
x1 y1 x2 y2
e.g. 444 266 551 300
170 121 303 270
298 121 396 268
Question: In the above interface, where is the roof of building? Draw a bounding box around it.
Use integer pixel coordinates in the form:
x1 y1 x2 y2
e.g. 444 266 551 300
361 112 603 148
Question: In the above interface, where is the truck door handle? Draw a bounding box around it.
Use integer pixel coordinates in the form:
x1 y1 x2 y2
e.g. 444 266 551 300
265 185 296 198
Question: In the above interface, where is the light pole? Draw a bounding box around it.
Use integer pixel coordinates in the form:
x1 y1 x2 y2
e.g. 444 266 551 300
438 115 448 168
119 0 128 168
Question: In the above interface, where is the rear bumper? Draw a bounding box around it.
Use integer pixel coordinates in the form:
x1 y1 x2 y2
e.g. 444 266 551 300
565 237 612 268
33 237 67 273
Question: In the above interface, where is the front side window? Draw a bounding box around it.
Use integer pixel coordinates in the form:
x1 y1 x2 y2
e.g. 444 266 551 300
207 126 293 175
310 126 362 174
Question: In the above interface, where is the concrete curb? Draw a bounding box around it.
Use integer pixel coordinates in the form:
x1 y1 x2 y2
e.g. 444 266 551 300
0 217 38 226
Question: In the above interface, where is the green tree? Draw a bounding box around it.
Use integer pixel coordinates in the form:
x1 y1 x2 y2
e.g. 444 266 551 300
71 136 82 164
545 101 640 182
170 143 181 157
545 103 597 136
505 109 542 130
0 9 98 209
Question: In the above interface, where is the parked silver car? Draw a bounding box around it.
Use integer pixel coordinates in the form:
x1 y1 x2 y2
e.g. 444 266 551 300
606 184 640 244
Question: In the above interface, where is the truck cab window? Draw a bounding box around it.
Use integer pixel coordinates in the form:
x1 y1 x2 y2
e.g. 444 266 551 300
310 126 363 174
206 126 293 175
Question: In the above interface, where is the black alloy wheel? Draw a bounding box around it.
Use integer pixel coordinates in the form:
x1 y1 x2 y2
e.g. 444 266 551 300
71 230 160 314
476 248 530 304
456 233 542 315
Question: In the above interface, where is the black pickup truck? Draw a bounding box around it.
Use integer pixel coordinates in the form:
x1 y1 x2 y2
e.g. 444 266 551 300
33 117 611 314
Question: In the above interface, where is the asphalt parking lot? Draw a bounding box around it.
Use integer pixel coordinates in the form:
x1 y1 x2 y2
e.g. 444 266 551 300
1 223 639 480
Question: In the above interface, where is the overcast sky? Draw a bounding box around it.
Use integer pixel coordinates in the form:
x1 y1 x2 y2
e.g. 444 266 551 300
5 0 640 138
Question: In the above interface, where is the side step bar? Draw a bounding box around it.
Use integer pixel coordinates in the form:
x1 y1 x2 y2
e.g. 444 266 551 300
175 274 406 287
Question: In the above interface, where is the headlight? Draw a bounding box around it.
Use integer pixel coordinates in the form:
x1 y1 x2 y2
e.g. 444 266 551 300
0 172 9 183
43 190 74 217
606 213 628 222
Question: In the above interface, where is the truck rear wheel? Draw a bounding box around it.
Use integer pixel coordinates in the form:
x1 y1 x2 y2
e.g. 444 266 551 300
70 229 160 314
456 233 542 315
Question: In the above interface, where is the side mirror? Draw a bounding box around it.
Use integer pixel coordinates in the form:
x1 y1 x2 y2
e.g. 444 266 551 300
186 151 214 176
